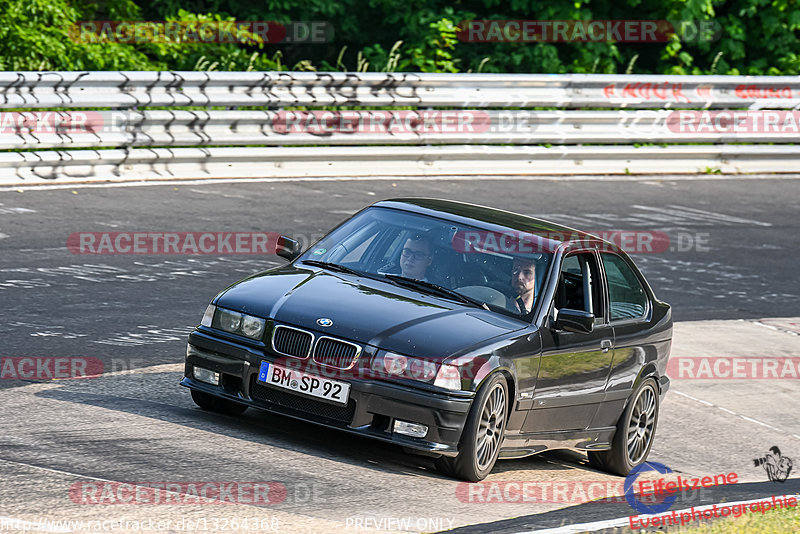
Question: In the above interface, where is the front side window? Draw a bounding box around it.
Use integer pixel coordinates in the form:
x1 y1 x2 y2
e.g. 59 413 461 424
555 252 604 322
296 207 554 319
601 253 648 321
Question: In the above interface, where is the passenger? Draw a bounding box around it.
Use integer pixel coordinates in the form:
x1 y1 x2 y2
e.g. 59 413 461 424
399 234 434 281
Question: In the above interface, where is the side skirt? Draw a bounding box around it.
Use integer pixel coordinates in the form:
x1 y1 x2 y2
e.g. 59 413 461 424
497 426 616 460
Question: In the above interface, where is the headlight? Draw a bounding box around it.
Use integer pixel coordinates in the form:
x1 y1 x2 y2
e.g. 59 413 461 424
371 351 438 382
213 307 266 340
219 309 242 331
241 314 266 339
201 304 216 327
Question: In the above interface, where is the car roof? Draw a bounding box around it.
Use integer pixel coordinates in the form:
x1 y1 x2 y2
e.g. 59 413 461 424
373 197 618 251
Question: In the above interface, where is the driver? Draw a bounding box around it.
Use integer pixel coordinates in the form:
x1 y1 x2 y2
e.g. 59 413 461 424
399 234 434 281
511 256 536 314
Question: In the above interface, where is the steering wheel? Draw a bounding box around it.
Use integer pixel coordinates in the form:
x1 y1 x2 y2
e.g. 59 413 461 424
455 286 510 309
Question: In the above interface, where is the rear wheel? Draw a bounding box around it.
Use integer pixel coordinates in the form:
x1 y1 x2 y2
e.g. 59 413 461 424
190 389 248 416
435 373 508 481
588 377 659 476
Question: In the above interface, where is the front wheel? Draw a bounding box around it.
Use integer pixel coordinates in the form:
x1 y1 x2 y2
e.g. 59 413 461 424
190 389 248 416
435 373 508 481
588 377 660 476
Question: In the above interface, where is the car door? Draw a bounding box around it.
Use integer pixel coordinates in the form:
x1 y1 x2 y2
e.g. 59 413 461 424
590 251 655 429
523 250 614 433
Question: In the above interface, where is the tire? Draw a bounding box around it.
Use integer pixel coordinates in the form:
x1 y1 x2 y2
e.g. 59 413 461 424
588 377 659 476
435 373 508 481
191 389 248 416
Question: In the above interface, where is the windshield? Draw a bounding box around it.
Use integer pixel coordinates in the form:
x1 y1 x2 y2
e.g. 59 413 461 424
297 207 553 319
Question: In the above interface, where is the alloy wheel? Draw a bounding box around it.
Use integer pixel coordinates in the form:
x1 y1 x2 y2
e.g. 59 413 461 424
475 383 506 471
626 384 656 465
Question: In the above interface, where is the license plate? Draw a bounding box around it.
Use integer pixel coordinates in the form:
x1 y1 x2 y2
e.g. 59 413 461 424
257 361 350 405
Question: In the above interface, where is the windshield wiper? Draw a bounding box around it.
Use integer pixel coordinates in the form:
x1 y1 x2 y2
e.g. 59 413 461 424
382 274 489 310
302 260 363 277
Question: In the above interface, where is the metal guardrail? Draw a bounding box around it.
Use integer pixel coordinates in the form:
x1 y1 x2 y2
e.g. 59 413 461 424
3 145 800 185
1 71 799 185
1 71 799 109
2 109 800 149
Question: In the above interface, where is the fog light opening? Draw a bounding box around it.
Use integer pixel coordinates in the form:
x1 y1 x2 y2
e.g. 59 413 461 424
193 366 220 386
393 420 428 438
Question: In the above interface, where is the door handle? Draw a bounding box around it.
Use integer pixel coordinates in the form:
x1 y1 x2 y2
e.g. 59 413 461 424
600 339 612 353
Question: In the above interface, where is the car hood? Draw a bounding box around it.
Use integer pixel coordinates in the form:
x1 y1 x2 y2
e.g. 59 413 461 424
215 266 526 359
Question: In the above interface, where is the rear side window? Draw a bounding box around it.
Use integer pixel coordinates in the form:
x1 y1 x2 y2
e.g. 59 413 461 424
601 254 648 321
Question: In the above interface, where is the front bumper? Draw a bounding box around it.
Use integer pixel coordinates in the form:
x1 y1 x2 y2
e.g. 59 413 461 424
181 330 474 456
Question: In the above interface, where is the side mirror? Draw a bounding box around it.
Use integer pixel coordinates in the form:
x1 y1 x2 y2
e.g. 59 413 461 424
276 235 301 261
554 308 594 334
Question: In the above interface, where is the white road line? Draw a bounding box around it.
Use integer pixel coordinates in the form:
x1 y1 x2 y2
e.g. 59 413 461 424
752 320 800 336
0 207 37 214
0 456 121 483
667 205 772 227
519 493 800 534
632 204 772 227
740 416 772 428
3 173 800 192
672 389 798 439
0 516 73 533
189 188 247 198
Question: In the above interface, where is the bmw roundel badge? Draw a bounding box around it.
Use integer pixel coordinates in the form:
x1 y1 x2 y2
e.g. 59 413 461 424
316 318 333 327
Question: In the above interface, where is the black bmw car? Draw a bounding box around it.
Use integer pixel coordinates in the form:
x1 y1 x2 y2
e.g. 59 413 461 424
181 198 672 481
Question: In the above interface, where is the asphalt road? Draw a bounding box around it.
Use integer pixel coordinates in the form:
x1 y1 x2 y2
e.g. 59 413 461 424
1 177 799 533
1 178 797 369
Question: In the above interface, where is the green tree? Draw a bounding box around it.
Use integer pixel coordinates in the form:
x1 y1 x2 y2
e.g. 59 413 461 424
1 0 799 75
